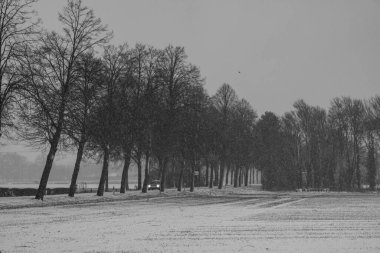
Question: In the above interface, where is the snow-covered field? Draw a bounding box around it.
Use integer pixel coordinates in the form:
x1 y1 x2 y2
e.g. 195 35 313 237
0 186 379 252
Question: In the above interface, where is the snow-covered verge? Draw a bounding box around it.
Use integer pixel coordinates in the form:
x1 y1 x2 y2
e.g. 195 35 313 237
0 187 379 253
0 185 267 210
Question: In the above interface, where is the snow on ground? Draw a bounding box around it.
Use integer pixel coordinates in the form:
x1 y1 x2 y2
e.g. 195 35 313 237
0 186 379 253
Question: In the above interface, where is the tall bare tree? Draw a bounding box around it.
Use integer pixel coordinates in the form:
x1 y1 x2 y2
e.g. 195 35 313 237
212 83 237 189
135 46 161 193
230 99 257 187
329 97 365 190
66 52 104 197
89 44 130 196
364 96 380 190
154 45 203 192
20 0 110 200
0 0 39 139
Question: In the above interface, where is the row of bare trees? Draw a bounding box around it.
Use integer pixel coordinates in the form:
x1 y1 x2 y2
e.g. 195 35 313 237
0 0 258 199
1 1 379 200
257 97 380 191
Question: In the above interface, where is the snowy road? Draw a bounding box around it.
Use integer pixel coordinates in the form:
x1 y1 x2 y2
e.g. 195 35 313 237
0 189 379 252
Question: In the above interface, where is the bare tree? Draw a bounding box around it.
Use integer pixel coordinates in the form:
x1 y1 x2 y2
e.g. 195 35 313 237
66 52 104 197
88 44 131 196
370 95 380 137
364 97 380 190
154 45 203 192
212 83 237 189
230 99 257 187
20 0 110 200
135 46 161 193
329 97 365 190
0 0 39 139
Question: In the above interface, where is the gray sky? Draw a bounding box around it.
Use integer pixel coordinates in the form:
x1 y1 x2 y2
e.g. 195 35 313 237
2 0 380 160
35 0 380 115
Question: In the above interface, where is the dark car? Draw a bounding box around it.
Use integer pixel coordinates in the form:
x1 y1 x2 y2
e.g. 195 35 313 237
148 180 161 190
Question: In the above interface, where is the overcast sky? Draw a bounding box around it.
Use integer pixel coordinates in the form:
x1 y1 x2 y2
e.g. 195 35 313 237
34 0 380 115
2 0 380 160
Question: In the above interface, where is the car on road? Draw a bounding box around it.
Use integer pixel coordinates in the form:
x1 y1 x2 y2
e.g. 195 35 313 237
148 180 161 190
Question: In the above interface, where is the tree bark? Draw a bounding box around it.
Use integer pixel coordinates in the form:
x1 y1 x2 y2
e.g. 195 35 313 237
136 152 142 190
230 165 234 185
205 159 209 187
218 159 224 189
69 139 86 197
160 157 168 192
366 132 376 190
120 149 132 193
97 145 109 196
209 162 214 188
142 153 150 193
190 159 195 192
0 113 2 140
249 167 252 185
214 162 219 186
355 152 361 190
225 165 229 185
244 166 249 186
169 160 176 188
105 172 109 192
35 127 63 200
239 167 243 187
177 161 184 191
234 165 239 187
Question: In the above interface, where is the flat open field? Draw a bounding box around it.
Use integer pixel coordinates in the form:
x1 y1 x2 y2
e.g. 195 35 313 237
0 187 379 252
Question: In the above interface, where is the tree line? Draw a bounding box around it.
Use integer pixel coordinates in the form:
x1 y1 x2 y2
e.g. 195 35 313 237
0 0 379 200
257 97 380 191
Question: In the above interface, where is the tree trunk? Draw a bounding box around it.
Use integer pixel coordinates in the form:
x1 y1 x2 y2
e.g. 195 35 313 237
252 167 254 184
239 167 243 187
160 157 168 192
0 114 2 140
97 145 110 196
169 159 175 188
105 173 109 192
35 127 63 200
120 150 132 193
205 159 209 187
218 158 224 189
356 152 361 190
198 164 201 187
177 161 184 191
214 162 219 186
137 160 143 190
68 139 86 197
230 165 234 185
344 145 352 190
225 165 229 185
190 159 195 192
249 167 252 185
318 143 323 187
142 153 150 193
209 162 214 188
367 141 376 190
244 166 249 186
136 152 142 190
256 168 259 184
234 165 239 187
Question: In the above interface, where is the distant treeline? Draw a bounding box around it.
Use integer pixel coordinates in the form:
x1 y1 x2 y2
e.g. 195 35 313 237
257 98 380 191
0 1 379 200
